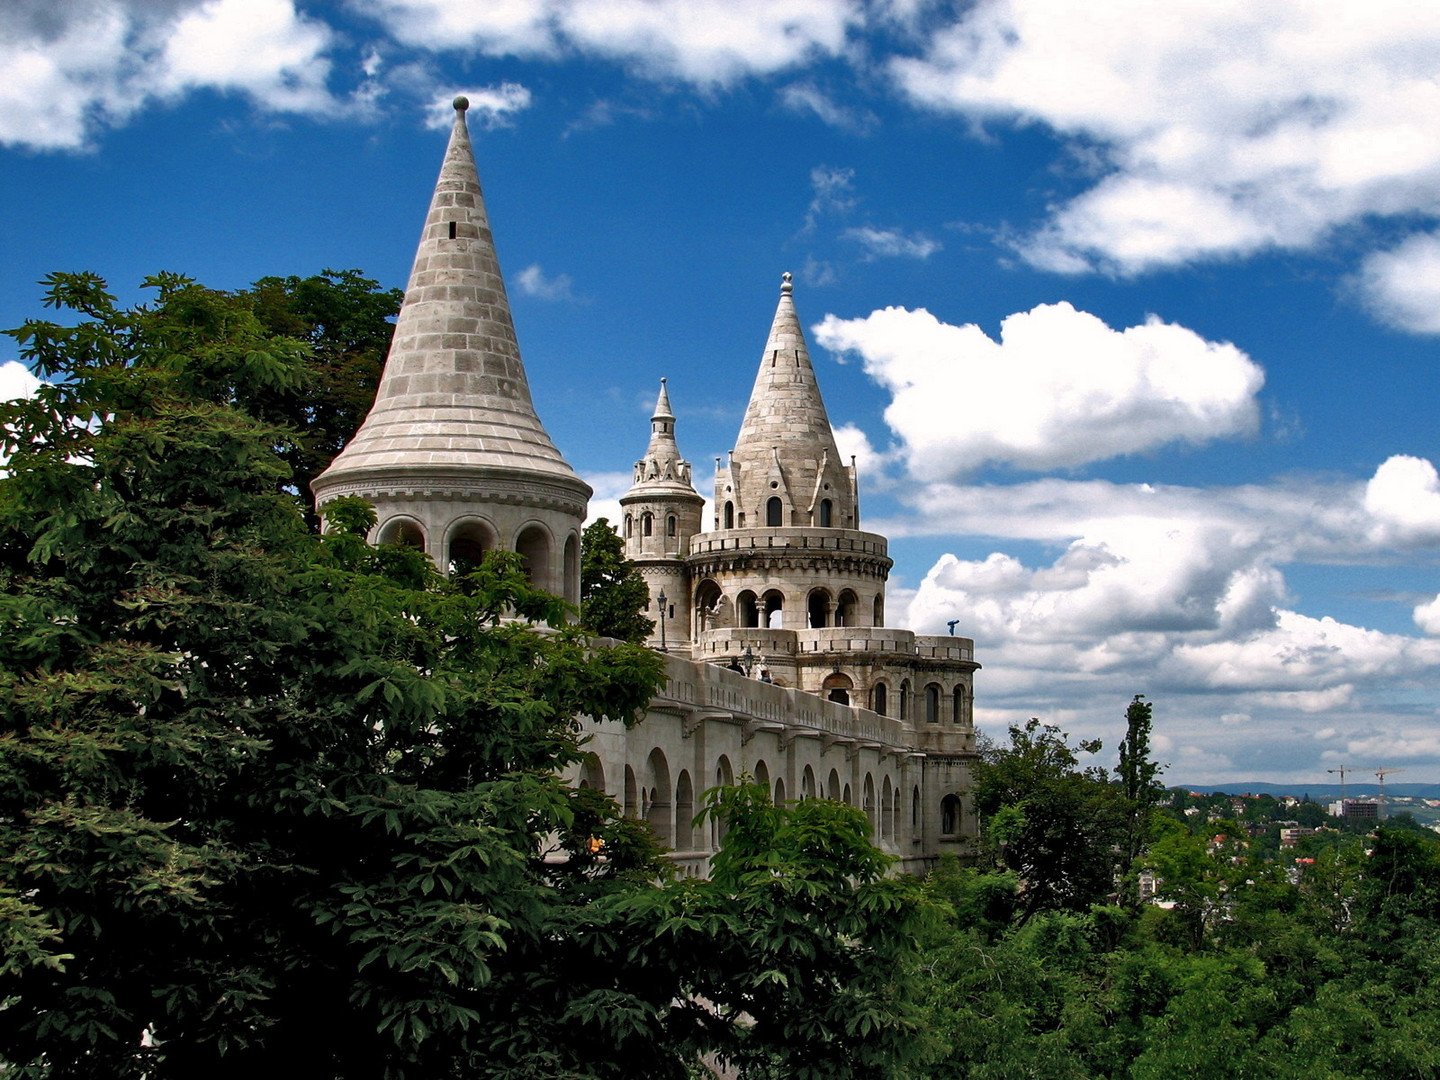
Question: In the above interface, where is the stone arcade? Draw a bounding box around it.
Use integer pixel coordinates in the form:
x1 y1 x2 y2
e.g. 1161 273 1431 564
313 98 979 875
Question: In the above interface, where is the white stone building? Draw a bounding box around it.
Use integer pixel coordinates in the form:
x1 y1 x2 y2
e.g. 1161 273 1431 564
314 98 979 875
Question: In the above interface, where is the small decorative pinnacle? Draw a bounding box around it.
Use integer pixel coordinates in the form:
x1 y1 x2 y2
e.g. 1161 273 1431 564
660 377 667 386
781 271 793 295
453 95 469 112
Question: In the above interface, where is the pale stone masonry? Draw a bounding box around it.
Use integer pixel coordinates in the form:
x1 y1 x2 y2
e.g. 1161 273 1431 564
316 98 980 873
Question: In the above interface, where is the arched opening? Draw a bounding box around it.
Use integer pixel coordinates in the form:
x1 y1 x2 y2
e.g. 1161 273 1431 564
766 497 783 527
712 755 734 847
762 589 784 629
724 501 734 529
646 748 672 845
802 765 817 800
827 769 841 801
623 514 633 538
666 515 677 537
872 682 888 716
579 754 604 792
941 794 961 836
624 766 638 819
822 671 853 706
774 777 786 804
695 579 723 634
953 685 965 725
807 588 831 629
836 589 858 627
642 512 653 537
675 770 695 850
875 777 887 846
563 533 579 604
863 774 876 832
899 680 910 721
843 783 853 806
912 786 921 833
754 760 770 796
819 498 832 527
515 525 552 592
925 683 941 725
378 517 425 550
447 519 496 576
873 594 884 627
737 590 760 628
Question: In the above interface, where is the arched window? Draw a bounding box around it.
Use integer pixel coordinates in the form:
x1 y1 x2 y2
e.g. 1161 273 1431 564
762 589 784 629
953 685 965 725
447 519 495 577
766 497 782 527
515 525 551 591
873 594 884 627
872 682 888 716
724 502 734 529
819 498 832 527
623 514 633 538
675 771 694 850
378 518 425 550
737 590 760 628
941 794 962 835
807 589 831 628
925 683 941 724
836 590 858 627
642 513 653 536
912 786 921 831
899 680 910 721
666 515 676 537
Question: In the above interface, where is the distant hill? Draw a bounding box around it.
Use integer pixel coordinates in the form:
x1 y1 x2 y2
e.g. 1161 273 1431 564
1175 782 1440 800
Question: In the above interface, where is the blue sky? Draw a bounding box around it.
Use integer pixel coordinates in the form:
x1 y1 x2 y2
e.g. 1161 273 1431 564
5 0 1440 787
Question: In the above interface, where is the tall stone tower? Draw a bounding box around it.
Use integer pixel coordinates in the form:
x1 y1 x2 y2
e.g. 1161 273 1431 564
619 379 706 654
689 272 893 644
312 97 590 602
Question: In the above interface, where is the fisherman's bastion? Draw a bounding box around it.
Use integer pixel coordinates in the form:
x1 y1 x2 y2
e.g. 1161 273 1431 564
311 98 979 875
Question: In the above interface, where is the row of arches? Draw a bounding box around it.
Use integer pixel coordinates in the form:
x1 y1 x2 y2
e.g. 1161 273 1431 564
694 581 885 633
871 680 970 725
623 512 678 539
594 749 968 851
373 514 579 598
720 497 838 530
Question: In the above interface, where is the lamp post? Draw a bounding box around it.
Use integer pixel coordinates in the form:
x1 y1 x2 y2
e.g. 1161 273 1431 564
656 589 668 653
741 645 755 676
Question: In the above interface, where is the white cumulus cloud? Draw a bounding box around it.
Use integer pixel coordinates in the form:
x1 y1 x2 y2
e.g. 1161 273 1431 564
1356 232 1440 334
888 0 1440 287
368 0 860 87
425 83 532 129
0 0 337 150
514 264 576 301
1363 455 1440 547
813 301 1264 478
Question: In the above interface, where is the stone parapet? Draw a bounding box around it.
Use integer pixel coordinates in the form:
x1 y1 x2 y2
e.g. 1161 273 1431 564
689 527 887 558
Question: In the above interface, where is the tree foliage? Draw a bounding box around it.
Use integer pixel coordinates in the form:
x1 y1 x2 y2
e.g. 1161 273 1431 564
0 272 930 1079
579 517 653 644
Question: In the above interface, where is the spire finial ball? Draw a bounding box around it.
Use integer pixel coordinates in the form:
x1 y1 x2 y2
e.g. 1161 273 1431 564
453 95 469 112
781 271 793 295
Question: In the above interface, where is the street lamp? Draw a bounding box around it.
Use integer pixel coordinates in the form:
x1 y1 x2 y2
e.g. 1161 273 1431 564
656 589 668 653
741 645 755 676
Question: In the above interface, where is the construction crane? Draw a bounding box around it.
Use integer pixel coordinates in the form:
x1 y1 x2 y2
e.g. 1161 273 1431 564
1375 768 1405 820
1327 765 1353 804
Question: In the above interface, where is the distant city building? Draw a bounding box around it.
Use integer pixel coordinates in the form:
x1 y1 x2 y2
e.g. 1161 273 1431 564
1329 799 1379 820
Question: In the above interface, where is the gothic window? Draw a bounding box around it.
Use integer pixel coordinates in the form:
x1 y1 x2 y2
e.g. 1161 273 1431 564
724 502 734 529
623 514 633 537
807 588 830 628
941 794 961 835
873 682 888 716
642 513 653 536
899 680 910 721
766 496 782 527
819 498 832 527
953 685 965 725
873 594 884 627
925 683 941 724
667 515 677 537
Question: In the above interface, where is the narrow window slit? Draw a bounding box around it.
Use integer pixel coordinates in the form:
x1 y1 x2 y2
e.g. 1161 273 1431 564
448 221 457 239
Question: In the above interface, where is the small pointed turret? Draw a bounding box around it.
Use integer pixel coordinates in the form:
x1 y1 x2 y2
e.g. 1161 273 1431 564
725 273 855 530
620 378 704 654
313 97 589 601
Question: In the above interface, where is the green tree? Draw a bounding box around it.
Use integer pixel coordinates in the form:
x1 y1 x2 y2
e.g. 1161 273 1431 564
1116 694 1165 902
242 269 402 525
579 517 654 644
973 718 1126 923
1 272 928 1079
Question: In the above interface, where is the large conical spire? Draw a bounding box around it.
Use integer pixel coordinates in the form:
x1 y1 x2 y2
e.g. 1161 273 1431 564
314 96 587 494
724 273 856 530
733 272 843 462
